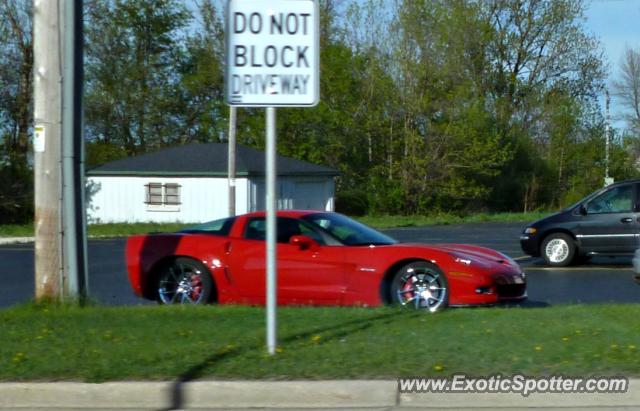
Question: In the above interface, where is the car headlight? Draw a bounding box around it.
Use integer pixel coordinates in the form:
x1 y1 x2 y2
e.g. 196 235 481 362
523 227 537 235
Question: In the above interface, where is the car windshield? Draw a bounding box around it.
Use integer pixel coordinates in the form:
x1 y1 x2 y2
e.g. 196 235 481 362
302 212 397 246
180 217 236 235
563 188 604 211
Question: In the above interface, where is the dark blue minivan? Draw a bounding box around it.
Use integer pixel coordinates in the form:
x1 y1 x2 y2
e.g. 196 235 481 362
520 180 640 266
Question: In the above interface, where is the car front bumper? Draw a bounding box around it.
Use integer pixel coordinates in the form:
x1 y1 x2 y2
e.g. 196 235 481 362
449 269 527 306
520 235 540 257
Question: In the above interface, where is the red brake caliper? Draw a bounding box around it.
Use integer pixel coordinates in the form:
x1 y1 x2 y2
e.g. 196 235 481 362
190 274 202 300
401 276 416 301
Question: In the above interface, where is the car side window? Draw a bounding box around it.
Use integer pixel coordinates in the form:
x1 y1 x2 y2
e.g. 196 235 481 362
586 185 634 214
243 217 326 245
244 218 266 241
297 220 327 245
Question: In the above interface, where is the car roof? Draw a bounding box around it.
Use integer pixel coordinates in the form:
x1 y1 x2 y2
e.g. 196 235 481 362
607 179 640 187
241 210 329 218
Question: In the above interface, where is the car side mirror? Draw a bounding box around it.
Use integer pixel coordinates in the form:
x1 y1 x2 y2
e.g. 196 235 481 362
289 235 319 251
579 204 588 216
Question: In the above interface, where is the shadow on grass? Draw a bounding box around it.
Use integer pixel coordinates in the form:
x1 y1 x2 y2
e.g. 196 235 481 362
497 300 550 309
159 309 413 411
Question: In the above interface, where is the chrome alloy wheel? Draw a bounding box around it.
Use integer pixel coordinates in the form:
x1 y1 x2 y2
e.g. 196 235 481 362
396 266 447 312
544 238 570 264
158 262 205 304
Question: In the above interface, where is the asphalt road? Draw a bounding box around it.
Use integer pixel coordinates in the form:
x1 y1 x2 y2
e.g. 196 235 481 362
1 222 638 307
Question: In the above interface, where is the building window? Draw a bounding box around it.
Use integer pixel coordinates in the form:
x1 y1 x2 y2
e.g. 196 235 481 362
145 183 181 211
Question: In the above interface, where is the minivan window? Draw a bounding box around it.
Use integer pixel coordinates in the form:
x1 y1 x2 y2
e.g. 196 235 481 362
586 185 633 214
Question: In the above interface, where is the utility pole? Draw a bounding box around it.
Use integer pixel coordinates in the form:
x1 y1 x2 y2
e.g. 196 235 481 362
33 0 64 300
228 106 237 216
604 89 613 187
33 0 88 301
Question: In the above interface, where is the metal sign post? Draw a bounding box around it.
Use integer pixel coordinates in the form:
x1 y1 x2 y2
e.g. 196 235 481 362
225 0 319 355
228 106 237 216
265 107 277 354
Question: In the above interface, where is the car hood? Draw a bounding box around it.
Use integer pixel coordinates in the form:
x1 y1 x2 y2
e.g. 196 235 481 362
529 209 573 227
393 242 518 269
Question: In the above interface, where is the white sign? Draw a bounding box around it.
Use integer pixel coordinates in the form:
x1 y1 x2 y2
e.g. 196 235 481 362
34 125 45 152
226 0 319 107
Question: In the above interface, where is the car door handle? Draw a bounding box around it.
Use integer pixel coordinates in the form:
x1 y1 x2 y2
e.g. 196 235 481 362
621 217 633 223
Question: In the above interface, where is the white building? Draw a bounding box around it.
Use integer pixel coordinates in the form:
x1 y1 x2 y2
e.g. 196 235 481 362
86 143 339 224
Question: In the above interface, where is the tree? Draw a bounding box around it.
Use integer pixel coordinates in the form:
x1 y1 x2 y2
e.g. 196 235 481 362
0 0 33 223
482 0 606 211
84 0 192 158
613 46 640 135
176 0 226 144
378 0 513 214
0 0 32 166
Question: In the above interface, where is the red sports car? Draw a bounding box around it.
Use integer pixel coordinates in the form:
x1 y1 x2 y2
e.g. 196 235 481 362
126 211 526 311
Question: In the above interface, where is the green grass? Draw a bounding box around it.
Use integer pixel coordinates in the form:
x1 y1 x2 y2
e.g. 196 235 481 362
86 222 189 237
1 303 638 381
0 224 33 238
0 222 191 238
358 211 551 229
0 212 551 238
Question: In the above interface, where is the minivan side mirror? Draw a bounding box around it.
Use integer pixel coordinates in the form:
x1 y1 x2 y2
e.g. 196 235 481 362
579 204 588 216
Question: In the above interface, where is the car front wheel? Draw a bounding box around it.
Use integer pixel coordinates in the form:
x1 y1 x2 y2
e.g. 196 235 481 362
541 233 576 267
391 261 449 312
156 257 215 304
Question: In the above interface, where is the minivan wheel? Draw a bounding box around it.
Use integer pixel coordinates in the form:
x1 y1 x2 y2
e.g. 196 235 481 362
541 233 576 267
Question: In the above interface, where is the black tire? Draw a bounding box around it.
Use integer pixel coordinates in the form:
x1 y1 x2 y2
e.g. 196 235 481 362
541 233 576 267
390 261 449 312
156 257 215 304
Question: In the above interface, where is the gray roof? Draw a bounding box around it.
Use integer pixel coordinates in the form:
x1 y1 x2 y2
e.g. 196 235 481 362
86 143 339 177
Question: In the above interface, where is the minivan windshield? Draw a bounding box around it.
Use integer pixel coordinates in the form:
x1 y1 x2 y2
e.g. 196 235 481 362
565 187 607 211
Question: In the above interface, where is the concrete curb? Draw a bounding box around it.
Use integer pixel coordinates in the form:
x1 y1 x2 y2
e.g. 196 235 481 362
0 381 395 409
0 235 124 245
0 237 34 245
0 379 638 409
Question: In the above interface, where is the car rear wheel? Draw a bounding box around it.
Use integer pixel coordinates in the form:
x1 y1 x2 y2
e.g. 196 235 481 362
391 261 449 312
541 233 576 267
156 257 215 304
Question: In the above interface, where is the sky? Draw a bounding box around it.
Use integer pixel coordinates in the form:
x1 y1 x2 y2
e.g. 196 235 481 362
584 0 640 129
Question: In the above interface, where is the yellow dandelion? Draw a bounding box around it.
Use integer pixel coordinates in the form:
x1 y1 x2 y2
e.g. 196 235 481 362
562 337 569 342
433 364 444 372
12 352 26 363
311 335 322 342
276 347 284 353
534 346 543 351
